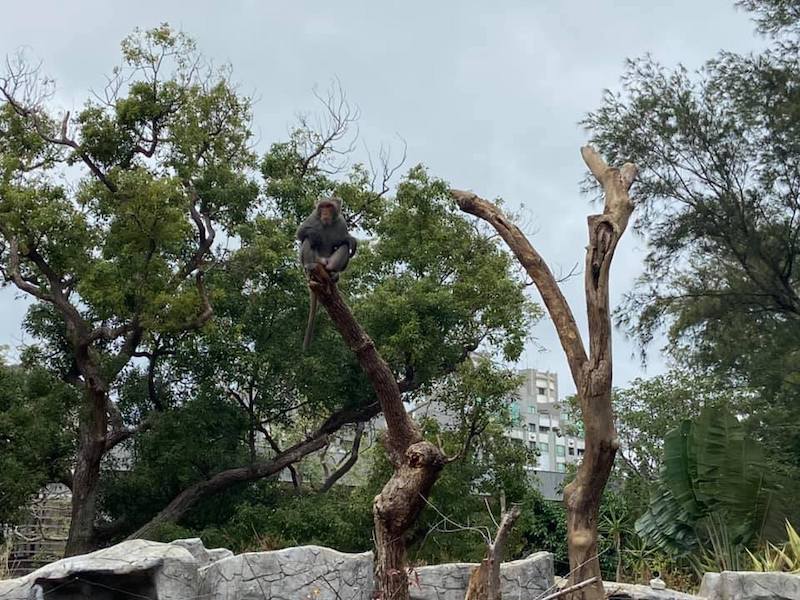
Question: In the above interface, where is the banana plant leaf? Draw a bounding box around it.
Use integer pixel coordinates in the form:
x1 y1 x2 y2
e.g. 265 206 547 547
635 478 697 554
635 405 784 555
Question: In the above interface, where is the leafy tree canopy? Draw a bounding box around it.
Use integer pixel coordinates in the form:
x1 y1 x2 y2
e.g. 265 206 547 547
583 0 800 473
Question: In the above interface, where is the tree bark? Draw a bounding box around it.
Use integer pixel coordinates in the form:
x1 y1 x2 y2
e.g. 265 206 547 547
308 265 445 600
464 505 522 600
452 146 637 600
65 385 107 556
64 333 117 556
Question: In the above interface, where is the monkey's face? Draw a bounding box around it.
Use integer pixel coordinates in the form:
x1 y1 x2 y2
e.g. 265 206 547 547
319 205 335 225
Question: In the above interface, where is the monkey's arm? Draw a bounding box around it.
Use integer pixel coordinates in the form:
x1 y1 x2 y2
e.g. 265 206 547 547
296 217 322 244
300 238 321 270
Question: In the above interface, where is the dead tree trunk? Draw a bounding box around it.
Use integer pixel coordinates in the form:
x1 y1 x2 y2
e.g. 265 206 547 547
453 146 637 600
464 505 522 600
308 265 445 600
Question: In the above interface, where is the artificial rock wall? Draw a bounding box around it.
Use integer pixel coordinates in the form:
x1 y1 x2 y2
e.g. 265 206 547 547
0 538 553 600
2 537 799 600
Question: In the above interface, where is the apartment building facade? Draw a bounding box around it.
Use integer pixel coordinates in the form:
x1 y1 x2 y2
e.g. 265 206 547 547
411 367 585 500
507 369 585 475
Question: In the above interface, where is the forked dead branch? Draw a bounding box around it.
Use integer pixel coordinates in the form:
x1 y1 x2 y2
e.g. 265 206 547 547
452 146 637 600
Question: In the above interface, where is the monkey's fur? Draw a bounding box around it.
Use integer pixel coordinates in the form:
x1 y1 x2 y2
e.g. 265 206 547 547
297 196 358 350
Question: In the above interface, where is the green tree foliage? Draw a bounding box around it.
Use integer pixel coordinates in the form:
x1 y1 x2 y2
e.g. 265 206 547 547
132 387 568 569
583 0 800 476
87 73 537 539
571 371 763 585
99 385 251 532
0 357 76 526
2 24 536 553
612 370 752 481
737 0 800 36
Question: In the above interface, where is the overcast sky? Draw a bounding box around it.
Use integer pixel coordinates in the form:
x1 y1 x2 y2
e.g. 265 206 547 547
0 1 765 395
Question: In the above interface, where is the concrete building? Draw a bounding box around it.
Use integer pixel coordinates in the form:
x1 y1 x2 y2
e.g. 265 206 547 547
507 369 585 475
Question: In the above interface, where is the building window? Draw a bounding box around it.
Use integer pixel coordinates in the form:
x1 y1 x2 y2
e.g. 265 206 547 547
577 448 585 456
537 386 547 395
568 447 575 456
557 463 566 473
539 442 550 454
539 425 550 433
529 405 536 414
556 444 565 457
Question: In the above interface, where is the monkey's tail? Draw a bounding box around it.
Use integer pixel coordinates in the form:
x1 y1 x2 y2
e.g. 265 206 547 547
303 292 318 352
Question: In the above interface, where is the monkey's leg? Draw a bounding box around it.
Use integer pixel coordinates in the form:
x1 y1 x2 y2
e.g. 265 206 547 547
326 245 351 279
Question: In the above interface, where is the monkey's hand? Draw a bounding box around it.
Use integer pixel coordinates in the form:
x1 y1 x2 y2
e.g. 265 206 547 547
348 236 358 258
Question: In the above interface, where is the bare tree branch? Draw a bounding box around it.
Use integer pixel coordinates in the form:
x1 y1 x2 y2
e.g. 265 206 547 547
454 147 637 600
5 238 52 301
104 418 153 451
174 184 216 282
256 421 302 491
464 504 522 600
451 189 589 387
308 265 420 463
85 322 137 344
178 271 214 330
319 422 365 492
295 79 360 177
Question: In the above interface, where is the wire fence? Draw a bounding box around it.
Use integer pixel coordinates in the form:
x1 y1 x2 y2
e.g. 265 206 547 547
2 485 71 576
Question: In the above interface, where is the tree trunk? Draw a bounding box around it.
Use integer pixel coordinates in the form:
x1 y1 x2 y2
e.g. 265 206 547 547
308 265 446 600
562 389 617 599
373 441 444 599
452 146 637 600
465 505 521 600
65 387 107 556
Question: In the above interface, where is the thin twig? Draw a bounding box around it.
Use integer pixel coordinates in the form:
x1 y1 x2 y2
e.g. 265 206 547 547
419 494 492 545
536 577 598 600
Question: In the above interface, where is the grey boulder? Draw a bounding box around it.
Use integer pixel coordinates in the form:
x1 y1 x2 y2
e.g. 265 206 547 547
0 539 197 600
603 581 703 600
409 551 554 600
700 571 800 600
